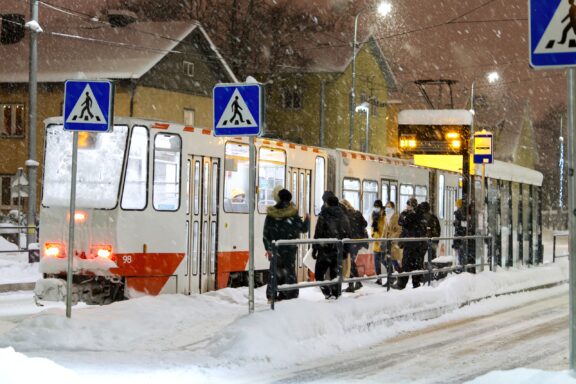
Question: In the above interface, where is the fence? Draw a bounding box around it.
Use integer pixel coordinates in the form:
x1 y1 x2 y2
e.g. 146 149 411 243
269 234 493 310
552 231 569 262
0 225 39 263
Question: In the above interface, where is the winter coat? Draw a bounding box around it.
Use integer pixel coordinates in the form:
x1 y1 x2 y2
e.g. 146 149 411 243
371 211 386 252
345 208 369 251
313 205 351 260
263 202 309 261
422 212 441 240
398 209 425 250
382 212 402 262
453 206 466 248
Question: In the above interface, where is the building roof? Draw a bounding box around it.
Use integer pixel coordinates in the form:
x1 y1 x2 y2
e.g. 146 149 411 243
279 32 397 91
0 20 237 83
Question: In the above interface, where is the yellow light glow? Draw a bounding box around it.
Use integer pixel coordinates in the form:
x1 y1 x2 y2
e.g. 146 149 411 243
74 211 87 223
446 132 460 139
93 245 113 259
450 140 461 149
408 139 417 148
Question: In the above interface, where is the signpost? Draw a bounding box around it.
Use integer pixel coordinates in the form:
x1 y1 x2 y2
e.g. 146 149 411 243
213 82 263 314
529 0 576 369
63 80 114 318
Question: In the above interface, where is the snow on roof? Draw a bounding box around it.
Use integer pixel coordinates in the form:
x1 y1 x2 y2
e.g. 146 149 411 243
479 160 543 186
398 109 474 126
0 21 236 83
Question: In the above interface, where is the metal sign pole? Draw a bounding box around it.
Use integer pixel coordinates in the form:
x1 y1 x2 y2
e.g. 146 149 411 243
248 136 256 313
568 68 576 371
66 131 79 318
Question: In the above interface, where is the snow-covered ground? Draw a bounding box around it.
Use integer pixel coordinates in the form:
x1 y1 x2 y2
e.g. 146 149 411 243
0 236 38 285
0 229 572 383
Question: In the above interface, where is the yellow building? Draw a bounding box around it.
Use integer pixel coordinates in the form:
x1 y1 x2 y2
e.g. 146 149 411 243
261 35 400 155
0 20 236 211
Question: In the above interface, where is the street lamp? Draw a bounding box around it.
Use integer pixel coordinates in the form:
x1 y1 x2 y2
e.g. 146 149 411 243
355 102 370 152
349 1 392 150
470 71 500 136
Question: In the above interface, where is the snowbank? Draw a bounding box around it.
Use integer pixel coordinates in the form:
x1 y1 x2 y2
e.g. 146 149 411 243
0 237 39 284
467 368 576 384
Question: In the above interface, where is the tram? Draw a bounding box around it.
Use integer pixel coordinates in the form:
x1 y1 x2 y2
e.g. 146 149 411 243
35 116 543 304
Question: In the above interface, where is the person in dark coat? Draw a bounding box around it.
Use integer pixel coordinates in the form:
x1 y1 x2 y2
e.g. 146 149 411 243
313 193 351 299
453 199 467 267
340 199 368 292
263 188 310 302
394 197 426 289
419 201 441 262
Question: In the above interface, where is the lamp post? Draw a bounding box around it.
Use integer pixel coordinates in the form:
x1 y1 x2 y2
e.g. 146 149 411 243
356 102 370 152
349 1 392 150
467 71 500 269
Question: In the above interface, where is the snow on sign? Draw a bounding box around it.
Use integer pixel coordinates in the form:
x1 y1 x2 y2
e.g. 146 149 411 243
530 0 576 68
63 80 114 132
213 83 262 136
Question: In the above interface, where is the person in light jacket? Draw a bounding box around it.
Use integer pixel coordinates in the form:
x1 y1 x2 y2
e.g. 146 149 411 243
382 201 402 274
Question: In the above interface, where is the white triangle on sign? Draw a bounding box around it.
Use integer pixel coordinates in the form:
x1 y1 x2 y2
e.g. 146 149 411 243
535 1 576 54
65 84 107 124
216 89 257 129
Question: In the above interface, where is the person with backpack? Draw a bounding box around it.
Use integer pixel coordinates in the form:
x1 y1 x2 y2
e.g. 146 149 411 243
419 201 441 262
312 193 351 299
394 197 426 290
340 199 368 292
263 188 310 302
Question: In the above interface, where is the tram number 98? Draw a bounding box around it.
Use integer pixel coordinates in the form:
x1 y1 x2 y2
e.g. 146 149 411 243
122 255 132 264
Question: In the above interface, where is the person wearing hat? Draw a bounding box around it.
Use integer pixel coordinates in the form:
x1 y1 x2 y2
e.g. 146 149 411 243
263 187 310 302
394 197 426 289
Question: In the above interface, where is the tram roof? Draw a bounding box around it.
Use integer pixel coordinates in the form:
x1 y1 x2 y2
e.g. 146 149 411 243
398 110 474 126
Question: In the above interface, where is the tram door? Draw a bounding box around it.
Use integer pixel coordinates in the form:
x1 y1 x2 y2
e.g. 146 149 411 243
186 155 220 294
288 167 312 281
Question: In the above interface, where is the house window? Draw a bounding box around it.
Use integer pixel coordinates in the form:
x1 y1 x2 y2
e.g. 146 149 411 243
183 61 194 77
1 104 24 138
184 109 195 126
282 88 302 109
1 175 13 206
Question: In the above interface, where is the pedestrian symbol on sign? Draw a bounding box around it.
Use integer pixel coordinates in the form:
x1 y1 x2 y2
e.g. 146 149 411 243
216 89 256 129
535 0 576 53
66 84 106 125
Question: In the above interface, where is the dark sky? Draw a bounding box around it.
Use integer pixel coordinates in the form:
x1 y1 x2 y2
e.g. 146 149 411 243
302 0 567 131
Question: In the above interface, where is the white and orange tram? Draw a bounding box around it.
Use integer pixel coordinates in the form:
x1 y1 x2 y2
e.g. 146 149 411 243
36 116 544 304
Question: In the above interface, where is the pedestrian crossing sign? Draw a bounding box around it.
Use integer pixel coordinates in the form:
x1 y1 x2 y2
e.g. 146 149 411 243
213 83 262 136
530 0 576 68
63 80 114 132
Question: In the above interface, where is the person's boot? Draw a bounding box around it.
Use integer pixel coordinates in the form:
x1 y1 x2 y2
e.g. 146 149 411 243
355 281 363 291
345 283 356 293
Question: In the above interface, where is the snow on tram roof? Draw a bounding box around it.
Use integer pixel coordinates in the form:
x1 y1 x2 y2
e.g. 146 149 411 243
398 109 473 126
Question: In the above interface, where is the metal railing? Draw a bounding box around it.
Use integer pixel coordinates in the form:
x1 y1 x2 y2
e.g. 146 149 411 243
269 234 493 310
553 231 569 262
0 225 39 263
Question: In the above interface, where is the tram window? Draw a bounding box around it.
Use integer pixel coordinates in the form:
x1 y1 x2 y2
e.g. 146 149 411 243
194 161 200 215
415 185 428 203
342 178 360 210
224 142 249 213
43 124 128 209
438 174 445 219
390 183 397 206
314 157 325 215
121 126 148 210
203 161 209 215
399 184 414 209
362 180 378 220
153 134 181 211
381 180 389 206
212 162 219 216
258 147 286 213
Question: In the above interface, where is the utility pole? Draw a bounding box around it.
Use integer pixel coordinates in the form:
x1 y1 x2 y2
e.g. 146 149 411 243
27 0 39 246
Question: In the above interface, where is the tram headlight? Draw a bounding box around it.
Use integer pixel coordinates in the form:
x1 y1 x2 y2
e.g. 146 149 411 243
92 245 113 260
44 242 64 258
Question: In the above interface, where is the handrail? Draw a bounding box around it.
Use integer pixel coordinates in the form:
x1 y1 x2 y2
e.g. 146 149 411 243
269 234 494 310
